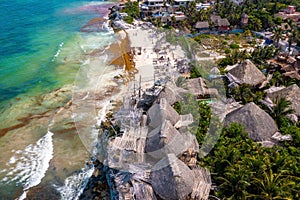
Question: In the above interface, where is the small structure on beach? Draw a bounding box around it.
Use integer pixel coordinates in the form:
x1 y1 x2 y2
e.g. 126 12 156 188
274 5 300 22
145 119 198 161
226 59 266 86
107 127 148 169
147 97 193 129
102 84 211 200
157 83 182 105
147 98 181 128
151 153 195 200
187 77 219 98
195 21 210 33
224 102 278 141
210 15 230 31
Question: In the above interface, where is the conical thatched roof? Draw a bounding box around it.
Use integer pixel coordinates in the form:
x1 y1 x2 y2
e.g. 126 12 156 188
108 127 148 169
145 120 198 159
195 21 209 29
266 84 300 116
224 102 278 141
146 120 179 155
147 98 180 128
150 154 195 200
187 77 219 98
157 84 181 105
216 18 230 27
228 59 266 86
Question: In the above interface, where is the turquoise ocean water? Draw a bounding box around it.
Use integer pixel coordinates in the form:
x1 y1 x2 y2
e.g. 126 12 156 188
0 0 103 104
0 0 117 199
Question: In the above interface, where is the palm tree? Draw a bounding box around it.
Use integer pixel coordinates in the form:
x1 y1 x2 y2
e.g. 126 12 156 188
271 26 284 47
270 98 295 128
233 84 255 104
249 169 297 200
270 71 284 87
287 29 299 53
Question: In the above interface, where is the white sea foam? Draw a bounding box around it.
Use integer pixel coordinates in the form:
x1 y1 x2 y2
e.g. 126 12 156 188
96 100 110 126
17 191 27 200
52 42 64 61
57 166 94 200
1 131 54 198
8 156 17 164
81 92 90 100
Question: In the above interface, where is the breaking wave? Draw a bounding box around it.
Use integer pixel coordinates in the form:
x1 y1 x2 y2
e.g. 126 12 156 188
57 166 94 200
0 131 54 200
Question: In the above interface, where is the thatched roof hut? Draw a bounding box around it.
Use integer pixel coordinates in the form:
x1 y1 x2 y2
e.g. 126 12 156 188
147 98 193 129
195 21 210 29
157 84 181 105
108 127 148 169
147 98 180 128
266 84 300 116
227 59 266 86
107 163 157 200
216 18 230 27
145 120 198 160
224 102 278 141
132 180 157 200
187 78 219 98
175 114 194 128
150 154 195 200
283 71 300 80
210 15 221 23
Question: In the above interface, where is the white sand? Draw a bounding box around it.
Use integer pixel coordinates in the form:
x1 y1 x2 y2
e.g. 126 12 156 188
126 22 186 89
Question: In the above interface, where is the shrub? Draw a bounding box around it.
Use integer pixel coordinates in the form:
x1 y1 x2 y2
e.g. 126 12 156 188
222 40 228 45
229 43 240 49
224 48 231 54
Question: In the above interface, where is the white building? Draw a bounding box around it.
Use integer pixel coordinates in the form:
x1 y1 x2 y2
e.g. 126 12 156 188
196 3 211 10
173 0 194 9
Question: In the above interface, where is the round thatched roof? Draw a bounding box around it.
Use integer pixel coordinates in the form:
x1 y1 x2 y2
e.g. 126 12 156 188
147 98 180 128
224 102 278 141
157 84 180 105
145 120 199 160
151 154 195 200
228 59 266 86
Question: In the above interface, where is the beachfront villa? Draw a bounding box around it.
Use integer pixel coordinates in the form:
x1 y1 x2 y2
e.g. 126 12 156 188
275 5 300 22
196 3 211 10
195 21 210 33
210 15 231 31
140 0 194 17
141 0 165 11
172 0 194 10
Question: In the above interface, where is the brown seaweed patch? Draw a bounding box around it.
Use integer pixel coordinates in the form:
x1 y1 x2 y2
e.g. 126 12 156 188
80 17 107 33
107 31 136 72
0 110 51 137
51 126 77 135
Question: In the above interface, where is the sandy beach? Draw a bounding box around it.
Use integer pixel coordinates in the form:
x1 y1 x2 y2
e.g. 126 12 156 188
123 21 187 89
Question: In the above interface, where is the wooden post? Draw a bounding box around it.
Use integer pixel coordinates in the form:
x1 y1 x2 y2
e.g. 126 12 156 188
139 75 142 98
